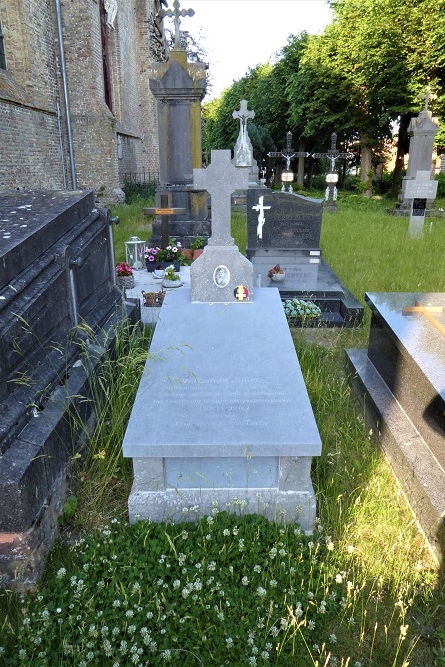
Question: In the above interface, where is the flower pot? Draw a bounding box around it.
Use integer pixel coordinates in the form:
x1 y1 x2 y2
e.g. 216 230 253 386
146 260 180 272
116 275 135 290
162 278 182 288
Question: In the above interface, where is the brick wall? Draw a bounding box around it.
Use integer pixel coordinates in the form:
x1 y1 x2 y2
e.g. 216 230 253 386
0 0 160 197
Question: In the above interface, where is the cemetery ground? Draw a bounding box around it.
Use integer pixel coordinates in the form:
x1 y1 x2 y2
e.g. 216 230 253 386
1 193 445 665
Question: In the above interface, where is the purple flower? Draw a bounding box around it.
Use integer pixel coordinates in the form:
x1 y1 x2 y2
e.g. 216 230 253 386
148 255 155 262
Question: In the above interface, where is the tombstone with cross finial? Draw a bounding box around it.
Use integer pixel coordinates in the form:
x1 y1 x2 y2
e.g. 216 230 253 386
191 150 253 302
147 0 210 249
267 132 309 192
312 132 352 210
231 100 261 188
159 0 195 49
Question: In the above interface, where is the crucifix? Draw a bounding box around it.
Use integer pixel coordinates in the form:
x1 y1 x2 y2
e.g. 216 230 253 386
419 85 437 112
402 300 445 338
159 0 195 49
312 132 352 206
232 99 255 166
193 150 249 246
267 132 309 191
144 195 185 248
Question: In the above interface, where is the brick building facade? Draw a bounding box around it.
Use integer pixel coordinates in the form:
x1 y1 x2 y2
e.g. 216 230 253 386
0 0 161 200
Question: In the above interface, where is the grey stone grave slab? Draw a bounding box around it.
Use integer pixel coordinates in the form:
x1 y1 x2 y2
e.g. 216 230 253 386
123 287 321 528
346 292 445 564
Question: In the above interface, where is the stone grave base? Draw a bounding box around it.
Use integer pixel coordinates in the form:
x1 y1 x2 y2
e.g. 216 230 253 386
346 292 445 565
251 250 363 327
128 456 316 529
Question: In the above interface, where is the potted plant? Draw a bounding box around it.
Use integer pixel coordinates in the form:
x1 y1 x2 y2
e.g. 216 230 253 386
162 264 182 288
283 298 322 326
144 238 184 272
115 261 135 290
267 264 285 282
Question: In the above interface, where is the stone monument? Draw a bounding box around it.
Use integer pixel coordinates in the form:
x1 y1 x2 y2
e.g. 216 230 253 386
246 187 363 326
0 190 138 587
346 292 445 565
147 0 210 248
394 86 440 222
122 150 322 529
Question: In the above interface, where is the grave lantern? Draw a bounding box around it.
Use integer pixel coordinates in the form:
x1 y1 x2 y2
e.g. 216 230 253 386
125 236 145 270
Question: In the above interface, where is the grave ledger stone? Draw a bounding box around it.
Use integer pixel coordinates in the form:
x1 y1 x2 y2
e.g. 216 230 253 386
246 187 363 326
122 150 321 528
0 190 138 587
346 292 445 564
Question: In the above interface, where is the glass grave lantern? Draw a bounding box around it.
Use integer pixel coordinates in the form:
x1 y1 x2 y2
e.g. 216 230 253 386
281 170 294 184
125 236 145 271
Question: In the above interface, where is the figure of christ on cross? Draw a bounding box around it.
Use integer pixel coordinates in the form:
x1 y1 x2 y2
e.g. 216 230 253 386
312 132 352 174
268 131 309 172
252 196 271 239
159 0 194 49
193 151 250 246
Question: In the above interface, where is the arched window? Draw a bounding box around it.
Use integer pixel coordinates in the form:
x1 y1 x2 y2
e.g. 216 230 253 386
0 20 6 70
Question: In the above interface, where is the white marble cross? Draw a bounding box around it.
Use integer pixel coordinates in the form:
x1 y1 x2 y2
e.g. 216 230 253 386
252 195 271 239
193 150 249 246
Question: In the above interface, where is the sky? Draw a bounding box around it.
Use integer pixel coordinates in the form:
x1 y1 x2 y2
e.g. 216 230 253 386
164 0 334 100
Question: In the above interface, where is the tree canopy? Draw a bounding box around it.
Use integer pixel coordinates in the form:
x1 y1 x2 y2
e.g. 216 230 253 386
201 0 445 193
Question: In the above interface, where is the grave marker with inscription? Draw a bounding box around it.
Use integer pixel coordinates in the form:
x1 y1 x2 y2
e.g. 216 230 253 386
122 151 322 528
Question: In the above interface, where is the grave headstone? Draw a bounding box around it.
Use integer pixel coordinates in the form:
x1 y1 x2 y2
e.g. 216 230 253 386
346 292 445 564
191 150 253 302
394 86 440 218
246 187 364 326
122 151 322 529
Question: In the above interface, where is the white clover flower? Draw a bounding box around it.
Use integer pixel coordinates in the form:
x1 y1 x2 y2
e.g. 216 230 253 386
56 567 67 579
239 539 245 550
308 619 315 630
269 579 277 588
217 611 224 621
242 576 249 586
226 637 234 647
256 586 267 598
269 547 277 558
294 602 303 619
232 526 239 536
248 657 257 665
269 626 279 637
308 541 314 549
253 565 261 573
161 648 172 661
329 633 337 643
223 529 230 537
125 610 134 618
335 574 343 584
279 548 286 557
347 544 355 553
327 541 334 551
261 651 269 660
146 611 153 619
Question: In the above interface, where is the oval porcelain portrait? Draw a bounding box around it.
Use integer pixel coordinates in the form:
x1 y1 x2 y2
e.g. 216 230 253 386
213 265 230 288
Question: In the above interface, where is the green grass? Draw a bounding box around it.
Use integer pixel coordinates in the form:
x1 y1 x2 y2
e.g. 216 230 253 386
111 199 155 264
1 194 445 665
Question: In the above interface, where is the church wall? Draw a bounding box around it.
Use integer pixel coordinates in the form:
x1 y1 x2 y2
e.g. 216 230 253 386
0 0 160 198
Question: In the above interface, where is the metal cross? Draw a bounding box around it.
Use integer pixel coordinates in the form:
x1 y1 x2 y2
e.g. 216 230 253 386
160 0 195 49
312 132 352 173
419 85 437 112
268 132 309 171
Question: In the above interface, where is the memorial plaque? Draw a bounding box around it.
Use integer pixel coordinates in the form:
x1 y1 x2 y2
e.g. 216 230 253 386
246 188 323 251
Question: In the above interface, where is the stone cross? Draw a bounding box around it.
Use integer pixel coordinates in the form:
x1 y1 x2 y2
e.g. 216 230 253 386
232 99 255 167
268 131 309 171
193 150 249 246
312 132 352 173
160 0 195 49
419 85 437 112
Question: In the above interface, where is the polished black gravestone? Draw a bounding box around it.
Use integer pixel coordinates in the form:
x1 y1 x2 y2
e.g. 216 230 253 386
0 190 138 587
246 188 363 326
346 292 445 564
